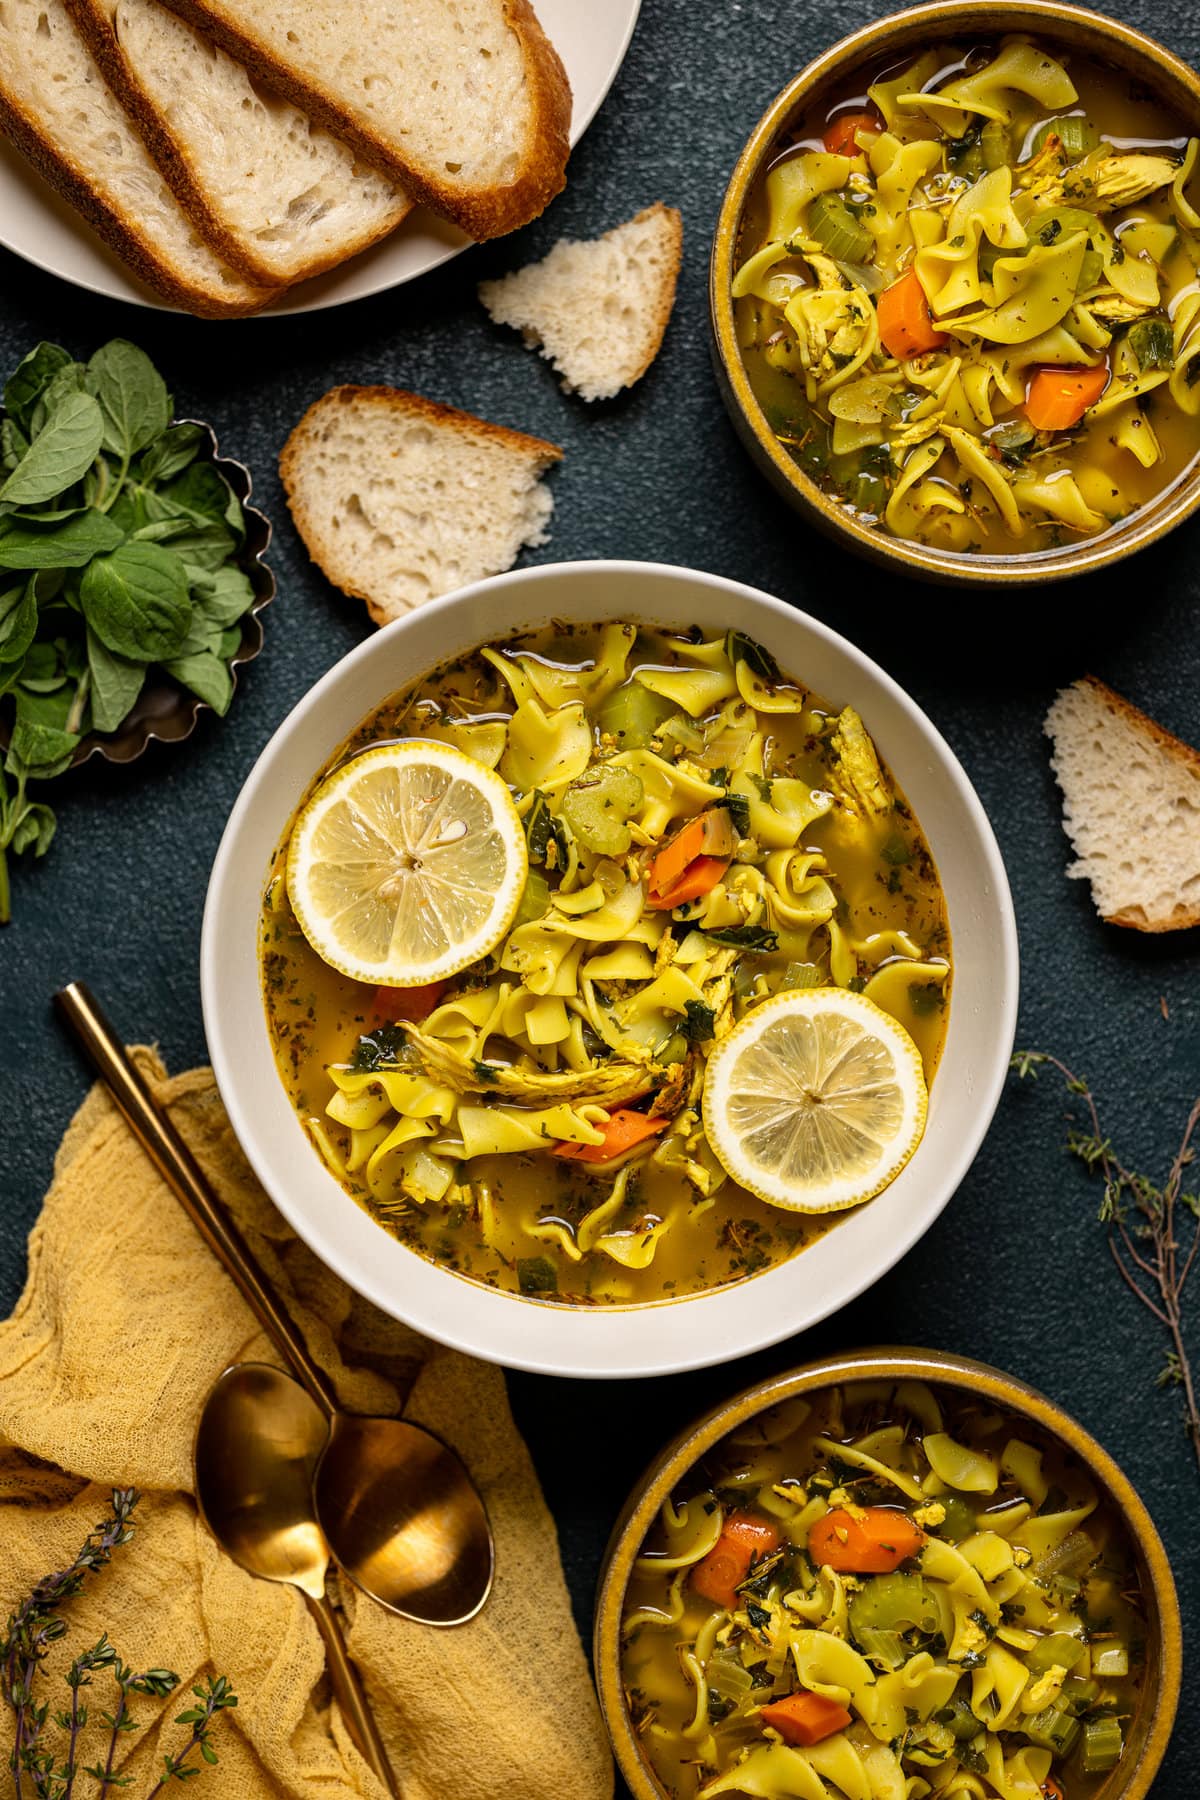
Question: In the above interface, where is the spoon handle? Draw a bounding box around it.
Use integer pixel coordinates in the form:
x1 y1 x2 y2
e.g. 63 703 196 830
54 980 337 1418
306 1591 400 1797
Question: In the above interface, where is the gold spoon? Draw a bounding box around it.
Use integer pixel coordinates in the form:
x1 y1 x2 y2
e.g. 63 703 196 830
195 1362 400 1796
54 981 494 1627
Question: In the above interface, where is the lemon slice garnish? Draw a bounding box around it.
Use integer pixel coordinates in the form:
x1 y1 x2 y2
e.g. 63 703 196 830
702 989 928 1213
286 739 528 985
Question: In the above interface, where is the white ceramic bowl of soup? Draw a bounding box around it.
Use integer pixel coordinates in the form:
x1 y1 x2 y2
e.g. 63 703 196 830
201 560 1018 1378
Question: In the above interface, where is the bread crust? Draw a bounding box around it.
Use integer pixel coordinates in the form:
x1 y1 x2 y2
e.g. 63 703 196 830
63 0 412 286
1065 676 1200 935
280 385 563 623
619 202 683 388
154 0 571 239
0 59 275 315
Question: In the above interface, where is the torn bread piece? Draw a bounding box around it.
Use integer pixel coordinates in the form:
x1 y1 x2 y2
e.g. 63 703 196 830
479 202 683 401
1045 675 1200 932
280 386 563 625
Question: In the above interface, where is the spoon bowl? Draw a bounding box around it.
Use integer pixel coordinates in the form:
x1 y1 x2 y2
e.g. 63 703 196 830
195 1362 401 1796
317 1412 495 1626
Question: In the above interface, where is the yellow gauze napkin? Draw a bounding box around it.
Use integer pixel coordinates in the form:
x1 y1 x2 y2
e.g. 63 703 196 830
0 1050 614 1800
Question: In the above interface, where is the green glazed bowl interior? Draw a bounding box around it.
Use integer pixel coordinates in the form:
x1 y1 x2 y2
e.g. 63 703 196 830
595 1347 1182 1800
710 0 1200 586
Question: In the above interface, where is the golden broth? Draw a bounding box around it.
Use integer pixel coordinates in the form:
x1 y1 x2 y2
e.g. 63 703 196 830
260 623 951 1306
623 1380 1148 1799
735 40 1200 554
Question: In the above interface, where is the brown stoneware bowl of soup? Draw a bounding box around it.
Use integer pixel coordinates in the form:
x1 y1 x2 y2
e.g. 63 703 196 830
202 560 1017 1377
596 1347 1182 1800
711 0 1200 584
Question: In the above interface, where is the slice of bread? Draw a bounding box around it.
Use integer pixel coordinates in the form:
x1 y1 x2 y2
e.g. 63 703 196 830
155 0 571 241
479 203 684 401
280 387 563 625
65 0 412 287
1045 675 1200 933
0 0 274 316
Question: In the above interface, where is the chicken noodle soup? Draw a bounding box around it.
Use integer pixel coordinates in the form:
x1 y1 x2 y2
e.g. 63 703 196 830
735 38 1200 553
260 623 951 1305
622 1381 1147 1798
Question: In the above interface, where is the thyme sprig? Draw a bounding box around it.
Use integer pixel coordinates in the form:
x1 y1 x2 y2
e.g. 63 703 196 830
1012 1050 1200 1472
0 1489 236 1797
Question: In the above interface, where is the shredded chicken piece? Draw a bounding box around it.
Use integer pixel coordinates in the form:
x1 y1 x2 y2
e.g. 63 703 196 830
402 1027 656 1106
1026 151 1180 212
828 708 892 818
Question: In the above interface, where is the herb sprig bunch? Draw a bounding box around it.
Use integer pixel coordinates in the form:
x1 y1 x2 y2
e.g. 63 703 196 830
1 1488 237 1797
1012 1050 1200 1473
0 338 259 922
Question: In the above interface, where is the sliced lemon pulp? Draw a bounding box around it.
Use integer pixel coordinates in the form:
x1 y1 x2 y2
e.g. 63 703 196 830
286 739 528 986
702 989 928 1213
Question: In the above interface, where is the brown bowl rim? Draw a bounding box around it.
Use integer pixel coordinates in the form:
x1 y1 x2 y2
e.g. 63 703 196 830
594 1345 1183 1800
709 0 1200 586
0 415 274 769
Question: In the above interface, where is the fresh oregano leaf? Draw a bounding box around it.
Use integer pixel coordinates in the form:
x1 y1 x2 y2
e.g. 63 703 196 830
161 462 236 528
0 509 124 570
11 801 55 857
86 338 172 458
79 541 191 662
30 360 88 438
137 422 205 483
86 627 146 733
191 563 254 626
0 390 104 507
132 516 235 573
165 648 233 715
0 581 37 665
7 715 78 779
1 417 29 473
4 341 74 434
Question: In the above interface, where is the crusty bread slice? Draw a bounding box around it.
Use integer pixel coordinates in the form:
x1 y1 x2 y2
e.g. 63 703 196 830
154 0 571 241
65 0 412 287
1045 676 1200 933
0 0 275 317
281 387 563 625
479 203 684 401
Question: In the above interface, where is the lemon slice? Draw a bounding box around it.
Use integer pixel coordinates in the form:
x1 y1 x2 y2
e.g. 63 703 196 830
702 989 927 1213
287 740 527 985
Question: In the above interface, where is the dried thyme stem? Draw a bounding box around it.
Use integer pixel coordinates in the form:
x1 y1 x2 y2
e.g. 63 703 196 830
1013 1050 1200 1474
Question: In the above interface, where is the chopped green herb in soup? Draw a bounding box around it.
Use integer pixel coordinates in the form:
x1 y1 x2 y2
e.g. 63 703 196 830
260 623 951 1305
622 1381 1147 1798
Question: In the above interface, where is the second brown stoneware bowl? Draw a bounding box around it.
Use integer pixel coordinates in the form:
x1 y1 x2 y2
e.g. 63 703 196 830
595 1347 1182 1800
710 0 1200 585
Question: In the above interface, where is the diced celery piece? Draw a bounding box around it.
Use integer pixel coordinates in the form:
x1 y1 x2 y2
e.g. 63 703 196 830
1026 1631 1086 1676
561 765 644 854
1092 1642 1129 1678
595 681 676 750
514 868 551 928
1032 114 1100 160
1081 1715 1125 1773
1022 1705 1081 1756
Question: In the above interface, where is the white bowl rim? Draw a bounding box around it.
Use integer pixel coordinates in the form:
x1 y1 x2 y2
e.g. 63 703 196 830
201 559 1019 1379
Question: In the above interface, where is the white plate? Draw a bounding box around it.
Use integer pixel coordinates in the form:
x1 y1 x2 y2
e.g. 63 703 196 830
0 0 641 316
202 561 1019 1381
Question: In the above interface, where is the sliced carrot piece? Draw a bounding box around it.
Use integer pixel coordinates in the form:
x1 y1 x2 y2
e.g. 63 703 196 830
807 1506 925 1573
551 1109 667 1163
760 1690 853 1746
691 1510 782 1609
876 268 948 358
648 808 737 897
1041 1780 1066 1800
823 110 880 156
646 854 730 911
371 979 449 1024
1023 362 1109 432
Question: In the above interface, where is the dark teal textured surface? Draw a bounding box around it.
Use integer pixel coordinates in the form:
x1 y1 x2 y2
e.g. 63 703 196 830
0 0 1197 1793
